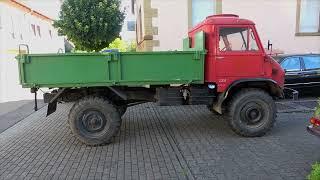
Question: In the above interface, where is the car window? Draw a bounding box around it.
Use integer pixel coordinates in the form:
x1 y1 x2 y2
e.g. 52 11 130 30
303 56 320 70
281 57 301 71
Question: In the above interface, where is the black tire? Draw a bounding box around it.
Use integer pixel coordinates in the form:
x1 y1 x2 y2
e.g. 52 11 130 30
228 89 276 137
68 96 122 146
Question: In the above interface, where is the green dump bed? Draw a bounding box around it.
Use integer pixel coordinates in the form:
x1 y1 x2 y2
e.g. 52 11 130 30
17 32 206 88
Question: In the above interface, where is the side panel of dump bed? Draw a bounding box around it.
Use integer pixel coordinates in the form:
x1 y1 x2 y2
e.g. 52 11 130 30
18 51 205 88
17 31 206 88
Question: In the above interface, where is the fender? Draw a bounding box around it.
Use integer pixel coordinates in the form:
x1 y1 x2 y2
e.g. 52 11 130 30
212 78 283 114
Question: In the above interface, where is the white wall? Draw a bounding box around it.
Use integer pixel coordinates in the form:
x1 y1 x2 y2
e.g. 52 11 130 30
149 0 320 54
120 0 136 42
221 0 320 54
152 0 189 51
0 2 64 103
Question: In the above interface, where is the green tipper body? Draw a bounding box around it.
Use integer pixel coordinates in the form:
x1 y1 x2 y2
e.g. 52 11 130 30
17 32 206 88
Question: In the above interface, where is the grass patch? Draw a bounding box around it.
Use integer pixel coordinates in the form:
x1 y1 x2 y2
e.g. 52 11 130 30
308 162 320 180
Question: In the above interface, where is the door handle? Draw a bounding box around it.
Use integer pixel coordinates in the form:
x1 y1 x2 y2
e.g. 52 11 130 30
216 57 225 60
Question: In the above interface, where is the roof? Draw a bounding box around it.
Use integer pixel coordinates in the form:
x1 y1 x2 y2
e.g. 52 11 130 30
190 14 255 32
205 14 255 25
2 0 53 23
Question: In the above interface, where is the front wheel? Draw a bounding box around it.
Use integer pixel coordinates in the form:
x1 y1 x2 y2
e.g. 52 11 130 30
228 89 276 137
68 97 122 146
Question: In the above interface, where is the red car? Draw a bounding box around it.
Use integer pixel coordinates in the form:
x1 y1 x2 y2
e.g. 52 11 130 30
307 117 320 137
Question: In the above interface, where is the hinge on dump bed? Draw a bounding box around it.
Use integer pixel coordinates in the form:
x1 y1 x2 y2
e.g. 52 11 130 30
193 51 201 60
20 56 31 64
106 52 120 61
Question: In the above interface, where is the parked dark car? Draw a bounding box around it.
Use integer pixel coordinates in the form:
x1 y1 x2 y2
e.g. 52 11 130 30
274 54 320 94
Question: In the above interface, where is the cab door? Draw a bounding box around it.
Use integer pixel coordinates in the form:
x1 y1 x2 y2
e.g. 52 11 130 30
215 25 265 87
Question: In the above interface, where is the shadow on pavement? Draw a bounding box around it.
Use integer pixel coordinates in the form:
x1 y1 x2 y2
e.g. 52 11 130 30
0 100 45 133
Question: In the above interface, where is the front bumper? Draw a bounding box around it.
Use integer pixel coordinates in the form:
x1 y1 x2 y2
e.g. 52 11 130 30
307 125 320 138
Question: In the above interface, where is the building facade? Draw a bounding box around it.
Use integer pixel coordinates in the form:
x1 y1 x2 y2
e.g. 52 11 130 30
134 0 320 54
0 0 65 103
120 0 137 42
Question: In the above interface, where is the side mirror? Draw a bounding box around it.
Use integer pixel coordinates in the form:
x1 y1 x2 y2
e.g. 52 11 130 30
267 40 273 51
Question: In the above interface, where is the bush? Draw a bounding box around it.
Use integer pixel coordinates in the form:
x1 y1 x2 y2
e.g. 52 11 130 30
308 162 320 180
314 99 320 118
104 38 136 52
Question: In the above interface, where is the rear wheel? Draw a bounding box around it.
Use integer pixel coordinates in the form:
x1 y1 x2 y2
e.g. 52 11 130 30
68 96 122 146
228 89 276 137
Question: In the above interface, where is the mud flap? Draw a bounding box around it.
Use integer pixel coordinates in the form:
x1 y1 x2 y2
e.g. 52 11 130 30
212 93 226 114
47 101 57 116
45 88 66 116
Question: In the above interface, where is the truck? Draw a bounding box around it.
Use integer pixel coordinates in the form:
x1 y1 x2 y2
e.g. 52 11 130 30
16 14 285 146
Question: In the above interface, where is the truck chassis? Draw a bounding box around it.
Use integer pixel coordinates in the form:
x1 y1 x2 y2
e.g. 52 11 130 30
42 85 277 146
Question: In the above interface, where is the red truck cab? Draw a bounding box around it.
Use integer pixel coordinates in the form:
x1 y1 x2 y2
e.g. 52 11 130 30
188 14 285 94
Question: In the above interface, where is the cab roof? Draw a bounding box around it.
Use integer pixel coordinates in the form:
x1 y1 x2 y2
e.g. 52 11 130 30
190 14 255 32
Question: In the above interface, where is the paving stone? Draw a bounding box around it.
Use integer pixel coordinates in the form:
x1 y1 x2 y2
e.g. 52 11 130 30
0 103 318 179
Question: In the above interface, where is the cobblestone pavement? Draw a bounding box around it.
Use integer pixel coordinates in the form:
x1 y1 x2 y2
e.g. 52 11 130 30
0 102 319 180
0 100 45 133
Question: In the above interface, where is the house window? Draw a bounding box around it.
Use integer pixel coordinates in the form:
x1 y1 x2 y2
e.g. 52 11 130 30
37 25 41 37
191 0 215 26
31 24 36 36
296 0 320 36
127 21 136 31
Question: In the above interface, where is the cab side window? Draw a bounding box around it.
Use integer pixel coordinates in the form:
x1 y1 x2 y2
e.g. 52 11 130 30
249 29 259 51
219 27 260 52
281 57 301 72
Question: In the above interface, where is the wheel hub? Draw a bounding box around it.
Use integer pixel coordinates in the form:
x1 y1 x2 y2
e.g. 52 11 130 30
241 102 263 125
246 108 261 123
82 110 106 133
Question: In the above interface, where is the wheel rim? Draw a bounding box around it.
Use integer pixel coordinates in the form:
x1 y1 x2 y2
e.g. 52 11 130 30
79 109 110 137
240 102 265 126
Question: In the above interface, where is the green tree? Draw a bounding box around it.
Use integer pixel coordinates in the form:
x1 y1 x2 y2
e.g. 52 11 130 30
54 0 125 52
